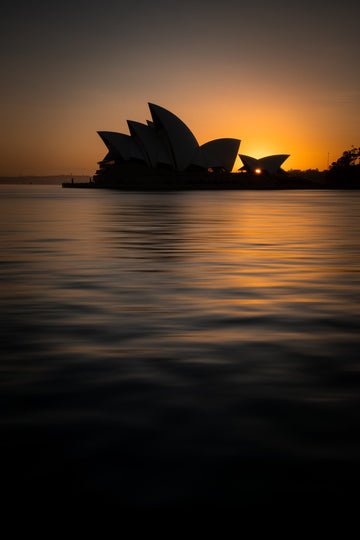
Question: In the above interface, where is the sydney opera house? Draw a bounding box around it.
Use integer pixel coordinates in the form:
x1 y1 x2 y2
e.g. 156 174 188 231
90 102 289 187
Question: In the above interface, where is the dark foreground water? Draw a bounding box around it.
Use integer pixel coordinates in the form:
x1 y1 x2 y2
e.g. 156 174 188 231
1 185 360 510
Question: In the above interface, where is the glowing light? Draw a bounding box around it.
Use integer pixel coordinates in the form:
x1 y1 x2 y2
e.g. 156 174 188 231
255 168 262 174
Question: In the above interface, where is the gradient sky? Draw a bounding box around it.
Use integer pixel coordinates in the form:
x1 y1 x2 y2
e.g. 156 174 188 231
1 0 359 175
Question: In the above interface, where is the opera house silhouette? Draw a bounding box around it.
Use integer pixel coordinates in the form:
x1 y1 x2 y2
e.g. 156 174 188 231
65 103 290 188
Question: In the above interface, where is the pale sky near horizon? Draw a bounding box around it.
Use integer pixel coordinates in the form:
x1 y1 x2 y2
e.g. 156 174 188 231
1 0 359 175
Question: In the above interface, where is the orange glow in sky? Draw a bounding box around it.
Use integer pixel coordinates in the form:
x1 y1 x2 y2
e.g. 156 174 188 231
0 1 359 176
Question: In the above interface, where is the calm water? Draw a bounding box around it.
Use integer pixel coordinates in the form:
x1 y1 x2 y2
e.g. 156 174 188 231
1 184 360 509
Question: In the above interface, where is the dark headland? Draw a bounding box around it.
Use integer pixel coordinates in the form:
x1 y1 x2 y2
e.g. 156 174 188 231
62 166 360 190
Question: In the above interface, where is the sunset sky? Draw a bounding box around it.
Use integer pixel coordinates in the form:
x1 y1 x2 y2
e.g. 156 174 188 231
1 0 359 175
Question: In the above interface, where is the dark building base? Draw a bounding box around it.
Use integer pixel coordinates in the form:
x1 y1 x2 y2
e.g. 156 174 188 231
62 168 360 190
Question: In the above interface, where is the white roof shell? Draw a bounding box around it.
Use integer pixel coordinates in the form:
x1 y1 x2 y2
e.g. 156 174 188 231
127 121 173 168
200 138 241 172
148 103 199 171
239 154 290 174
97 104 242 174
98 131 144 162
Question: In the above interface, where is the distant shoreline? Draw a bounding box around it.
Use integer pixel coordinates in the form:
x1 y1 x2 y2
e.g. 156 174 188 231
62 170 360 190
0 175 91 185
1 170 359 190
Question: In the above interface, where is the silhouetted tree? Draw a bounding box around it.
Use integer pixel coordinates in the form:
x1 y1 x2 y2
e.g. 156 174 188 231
327 146 360 187
330 146 360 169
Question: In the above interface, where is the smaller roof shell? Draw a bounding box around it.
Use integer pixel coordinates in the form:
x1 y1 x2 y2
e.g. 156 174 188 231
98 131 144 162
127 121 173 168
239 154 290 174
201 138 241 171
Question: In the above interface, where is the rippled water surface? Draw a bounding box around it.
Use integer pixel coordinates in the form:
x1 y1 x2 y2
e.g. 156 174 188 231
1 185 360 509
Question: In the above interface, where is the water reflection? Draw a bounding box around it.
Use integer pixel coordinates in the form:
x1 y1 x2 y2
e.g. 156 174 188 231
1 186 360 509
100 196 189 267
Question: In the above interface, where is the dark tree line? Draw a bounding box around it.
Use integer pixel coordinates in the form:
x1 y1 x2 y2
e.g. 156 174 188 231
330 146 360 169
327 146 360 186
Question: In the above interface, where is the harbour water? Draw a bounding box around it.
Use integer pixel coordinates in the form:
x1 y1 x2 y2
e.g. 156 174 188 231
1 184 360 509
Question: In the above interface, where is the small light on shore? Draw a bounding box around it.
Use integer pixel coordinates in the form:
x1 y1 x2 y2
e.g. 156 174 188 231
255 168 262 174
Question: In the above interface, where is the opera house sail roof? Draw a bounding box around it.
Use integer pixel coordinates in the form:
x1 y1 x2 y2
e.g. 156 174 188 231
239 154 290 175
95 103 241 181
91 102 290 187
148 103 200 172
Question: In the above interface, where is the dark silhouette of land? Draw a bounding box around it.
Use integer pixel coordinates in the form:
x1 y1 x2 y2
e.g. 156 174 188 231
61 168 360 190
0 175 90 185
62 145 360 190
3 148 359 190
2 169 359 190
